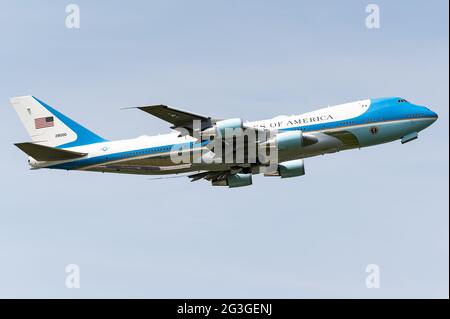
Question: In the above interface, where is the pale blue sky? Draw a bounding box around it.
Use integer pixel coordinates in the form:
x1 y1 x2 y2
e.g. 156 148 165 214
0 0 448 298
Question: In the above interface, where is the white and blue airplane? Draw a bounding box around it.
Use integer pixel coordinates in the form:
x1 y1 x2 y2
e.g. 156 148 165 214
11 95 437 187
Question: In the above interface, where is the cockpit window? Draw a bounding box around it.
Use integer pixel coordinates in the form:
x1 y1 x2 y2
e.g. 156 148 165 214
397 99 408 103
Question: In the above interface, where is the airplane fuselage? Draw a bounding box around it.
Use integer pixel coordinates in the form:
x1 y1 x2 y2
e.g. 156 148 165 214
27 97 437 176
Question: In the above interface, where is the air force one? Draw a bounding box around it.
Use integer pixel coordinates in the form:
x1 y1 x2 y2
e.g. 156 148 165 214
10 95 437 188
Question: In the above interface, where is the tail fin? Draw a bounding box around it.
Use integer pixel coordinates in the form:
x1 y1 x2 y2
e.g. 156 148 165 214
10 96 107 148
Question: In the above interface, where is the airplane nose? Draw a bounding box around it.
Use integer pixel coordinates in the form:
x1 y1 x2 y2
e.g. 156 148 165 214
428 109 439 121
416 106 438 130
431 110 438 120
425 107 439 121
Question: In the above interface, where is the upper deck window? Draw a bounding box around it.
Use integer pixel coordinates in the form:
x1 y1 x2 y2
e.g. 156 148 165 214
397 99 408 103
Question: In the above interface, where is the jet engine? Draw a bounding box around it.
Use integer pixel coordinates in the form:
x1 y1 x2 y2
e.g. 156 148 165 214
260 131 318 153
203 118 244 137
275 131 303 151
264 159 305 178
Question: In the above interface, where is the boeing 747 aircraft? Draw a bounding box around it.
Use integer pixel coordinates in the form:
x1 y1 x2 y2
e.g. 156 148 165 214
10 96 437 187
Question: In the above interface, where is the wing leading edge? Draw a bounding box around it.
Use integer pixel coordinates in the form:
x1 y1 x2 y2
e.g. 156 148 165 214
137 104 214 134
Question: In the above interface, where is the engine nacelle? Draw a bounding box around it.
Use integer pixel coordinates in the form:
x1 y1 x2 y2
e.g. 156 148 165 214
203 118 244 137
264 159 305 178
260 131 317 153
278 159 305 178
212 173 253 188
275 131 303 151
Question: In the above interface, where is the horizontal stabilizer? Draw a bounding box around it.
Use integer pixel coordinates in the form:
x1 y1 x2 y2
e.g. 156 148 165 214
15 142 87 161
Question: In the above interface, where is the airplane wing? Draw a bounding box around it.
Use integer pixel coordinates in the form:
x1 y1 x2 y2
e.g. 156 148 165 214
137 104 214 134
134 104 271 138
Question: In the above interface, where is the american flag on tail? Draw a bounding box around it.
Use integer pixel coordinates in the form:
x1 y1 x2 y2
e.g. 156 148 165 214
34 116 54 129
